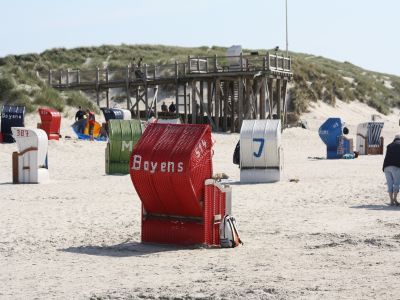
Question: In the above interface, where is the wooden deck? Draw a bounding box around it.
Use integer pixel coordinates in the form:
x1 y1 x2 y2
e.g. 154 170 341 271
47 53 293 132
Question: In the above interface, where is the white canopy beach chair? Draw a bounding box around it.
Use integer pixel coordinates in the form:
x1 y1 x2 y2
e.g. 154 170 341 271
356 122 384 155
240 119 283 183
11 127 49 184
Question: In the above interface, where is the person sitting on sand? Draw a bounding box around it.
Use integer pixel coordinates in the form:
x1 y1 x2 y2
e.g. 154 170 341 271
382 134 400 206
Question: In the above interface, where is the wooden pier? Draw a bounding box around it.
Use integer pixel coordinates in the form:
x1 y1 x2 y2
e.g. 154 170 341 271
47 52 293 132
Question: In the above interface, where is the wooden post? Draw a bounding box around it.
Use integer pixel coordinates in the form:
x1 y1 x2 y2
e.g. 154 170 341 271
215 79 221 131
125 65 131 110
267 79 273 119
207 81 212 119
175 61 179 118
282 79 288 129
66 69 69 86
48 70 52 85
238 77 244 131
136 88 140 119
276 79 282 121
188 92 191 113
254 80 258 119
245 77 252 119
106 68 109 108
59 70 62 85
240 53 243 71
144 85 148 117
192 80 197 124
199 81 204 124
230 82 235 133
260 78 266 119
77 69 80 84
184 82 188 123
12 151 18 184
144 64 148 80
96 67 100 106
213 54 217 72
223 82 228 132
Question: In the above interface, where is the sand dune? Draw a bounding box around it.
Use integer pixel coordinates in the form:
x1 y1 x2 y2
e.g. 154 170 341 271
1 102 400 299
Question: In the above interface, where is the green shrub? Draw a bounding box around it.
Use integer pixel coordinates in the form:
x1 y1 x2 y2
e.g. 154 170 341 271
65 91 99 114
0 75 16 100
33 87 65 112
6 90 35 112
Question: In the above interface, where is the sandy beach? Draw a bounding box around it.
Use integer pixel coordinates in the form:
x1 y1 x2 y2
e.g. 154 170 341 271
1 101 400 299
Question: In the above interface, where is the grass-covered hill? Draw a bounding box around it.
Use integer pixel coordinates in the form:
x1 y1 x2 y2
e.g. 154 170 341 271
0 44 400 116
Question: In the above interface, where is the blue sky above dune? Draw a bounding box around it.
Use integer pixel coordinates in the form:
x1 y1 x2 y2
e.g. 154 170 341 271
1 0 399 75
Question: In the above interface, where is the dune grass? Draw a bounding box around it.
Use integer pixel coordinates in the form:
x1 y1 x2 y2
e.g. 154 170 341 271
1 44 400 115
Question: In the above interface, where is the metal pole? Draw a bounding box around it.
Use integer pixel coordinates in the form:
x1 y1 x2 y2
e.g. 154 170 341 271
285 0 289 57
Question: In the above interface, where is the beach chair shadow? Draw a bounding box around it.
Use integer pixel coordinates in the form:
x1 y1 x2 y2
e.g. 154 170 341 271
350 204 400 211
60 241 197 257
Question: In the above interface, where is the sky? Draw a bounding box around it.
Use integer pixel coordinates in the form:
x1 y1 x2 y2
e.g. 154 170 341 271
1 0 400 75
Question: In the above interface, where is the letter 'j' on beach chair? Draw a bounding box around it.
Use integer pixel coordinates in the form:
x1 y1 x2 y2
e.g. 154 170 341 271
240 119 283 183
129 123 232 246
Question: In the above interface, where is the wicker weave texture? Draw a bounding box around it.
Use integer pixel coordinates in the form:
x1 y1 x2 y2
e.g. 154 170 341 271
106 119 142 174
130 123 213 217
141 179 227 246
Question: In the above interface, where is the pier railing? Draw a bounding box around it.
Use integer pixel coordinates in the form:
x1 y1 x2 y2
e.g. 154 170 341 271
46 53 292 88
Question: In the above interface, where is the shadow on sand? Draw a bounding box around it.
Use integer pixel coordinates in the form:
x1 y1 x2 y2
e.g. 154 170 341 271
350 204 400 211
60 241 202 257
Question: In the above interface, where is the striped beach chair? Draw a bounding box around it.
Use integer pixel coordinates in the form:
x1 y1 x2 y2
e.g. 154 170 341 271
356 122 384 155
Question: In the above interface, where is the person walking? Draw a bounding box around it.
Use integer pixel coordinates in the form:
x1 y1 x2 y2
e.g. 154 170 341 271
382 134 400 206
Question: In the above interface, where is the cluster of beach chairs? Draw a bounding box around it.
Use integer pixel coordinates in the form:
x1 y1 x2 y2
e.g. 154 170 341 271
1 104 385 247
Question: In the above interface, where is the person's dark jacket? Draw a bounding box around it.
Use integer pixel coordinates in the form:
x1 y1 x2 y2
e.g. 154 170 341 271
75 110 84 121
383 138 400 171
168 103 176 113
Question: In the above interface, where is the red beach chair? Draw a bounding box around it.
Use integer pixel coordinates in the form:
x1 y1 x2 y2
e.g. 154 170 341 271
129 123 231 246
38 107 61 140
